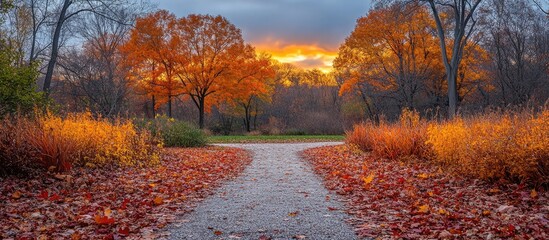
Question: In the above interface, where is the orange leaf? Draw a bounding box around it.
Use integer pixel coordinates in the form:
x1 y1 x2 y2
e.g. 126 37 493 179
288 211 299 217
154 196 164 205
531 189 538 198
104 208 112 217
416 173 429 179
11 191 22 199
94 215 115 225
362 173 375 185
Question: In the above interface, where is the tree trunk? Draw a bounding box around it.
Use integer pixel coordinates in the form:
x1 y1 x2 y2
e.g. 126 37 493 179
168 95 172 118
152 95 156 118
448 70 459 119
43 0 71 96
198 96 205 129
244 105 251 132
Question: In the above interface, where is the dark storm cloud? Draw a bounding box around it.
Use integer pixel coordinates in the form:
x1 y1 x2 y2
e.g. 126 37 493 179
153 0 371 50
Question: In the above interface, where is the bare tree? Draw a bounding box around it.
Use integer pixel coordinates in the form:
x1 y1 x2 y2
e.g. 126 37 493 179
422 0 483 118
56 11 133 116
532 0 548 15
486 0 549 105
41 0 148 96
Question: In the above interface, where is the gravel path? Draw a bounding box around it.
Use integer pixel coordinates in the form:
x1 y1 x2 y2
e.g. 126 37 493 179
167 142 357 240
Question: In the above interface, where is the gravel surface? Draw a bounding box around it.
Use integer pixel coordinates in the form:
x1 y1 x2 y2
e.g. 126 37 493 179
166 142 357 240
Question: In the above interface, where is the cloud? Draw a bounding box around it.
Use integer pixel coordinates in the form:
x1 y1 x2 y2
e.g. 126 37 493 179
255 44 337 72
153 0 371 50
152 0 372 71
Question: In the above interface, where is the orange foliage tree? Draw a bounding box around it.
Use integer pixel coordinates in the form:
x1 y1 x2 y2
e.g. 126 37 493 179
120 10 183 118
122 12 272 128
335 3 489 116
173 14 272 128
223 52 276 132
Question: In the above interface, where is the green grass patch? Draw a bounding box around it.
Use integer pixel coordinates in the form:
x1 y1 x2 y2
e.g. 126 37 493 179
208 135 345 143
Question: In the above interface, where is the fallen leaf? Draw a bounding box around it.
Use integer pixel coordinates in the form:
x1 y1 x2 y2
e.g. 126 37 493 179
530 189 538 198
362 173 375 185
154 196 164 205
37 190 48 200
438 208 447 215
104 208 112 217
94 215 115 225
12 191 22 199
288 211 299 217
416 173 429 179
482 210 491 216
118 227 130 236
417 204 429 213
214 230 223 235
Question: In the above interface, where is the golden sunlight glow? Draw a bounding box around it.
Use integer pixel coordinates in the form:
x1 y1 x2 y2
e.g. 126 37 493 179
254 42 337 73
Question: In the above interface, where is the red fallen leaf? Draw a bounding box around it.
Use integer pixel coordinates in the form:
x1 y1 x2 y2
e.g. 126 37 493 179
84 192 92 201
327 206 338 211
118 226 130 236
213 230 223 235
102 234 114 240
38 190 48 200
507 224 516 236
49 193 62 202
397 177 406 184
120 198 130 210
94 215 115 225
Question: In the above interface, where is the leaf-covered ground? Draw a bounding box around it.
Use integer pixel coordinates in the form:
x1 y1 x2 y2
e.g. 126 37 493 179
302 145 548 239
0 147 251 239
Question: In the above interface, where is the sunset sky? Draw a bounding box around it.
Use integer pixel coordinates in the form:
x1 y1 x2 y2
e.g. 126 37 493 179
153 0 371 73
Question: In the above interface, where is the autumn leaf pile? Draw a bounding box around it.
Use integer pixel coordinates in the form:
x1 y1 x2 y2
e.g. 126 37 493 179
302 145 548 239
0 147 251 239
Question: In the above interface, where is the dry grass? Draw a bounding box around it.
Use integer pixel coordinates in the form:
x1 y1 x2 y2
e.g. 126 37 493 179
346 108 549 185
427 110 548 185
0 111 161 174
346 108 429 160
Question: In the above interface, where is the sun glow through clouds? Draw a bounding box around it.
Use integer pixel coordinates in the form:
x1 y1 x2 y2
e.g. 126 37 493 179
254 42 338 73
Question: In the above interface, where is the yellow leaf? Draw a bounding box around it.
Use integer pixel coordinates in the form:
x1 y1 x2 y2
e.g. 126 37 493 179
482 210 491 216
154 196 164 205
427 192 434 197
362 173 375 185
104 208 112 217
417 173 429 179
418 204 429 213
531 189 538 198
488 188 500 193
438 208 447 215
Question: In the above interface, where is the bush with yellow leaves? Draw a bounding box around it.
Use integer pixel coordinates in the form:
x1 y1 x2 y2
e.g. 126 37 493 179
37 111 162 168
0 111 161 174
427 110 548 185
347 108 548 185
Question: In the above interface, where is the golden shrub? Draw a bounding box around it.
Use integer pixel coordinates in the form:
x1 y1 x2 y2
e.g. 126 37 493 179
37 111 161 168
426 110 549 184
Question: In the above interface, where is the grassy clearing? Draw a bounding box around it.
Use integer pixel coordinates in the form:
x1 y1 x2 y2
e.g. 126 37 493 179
208 135 345 143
